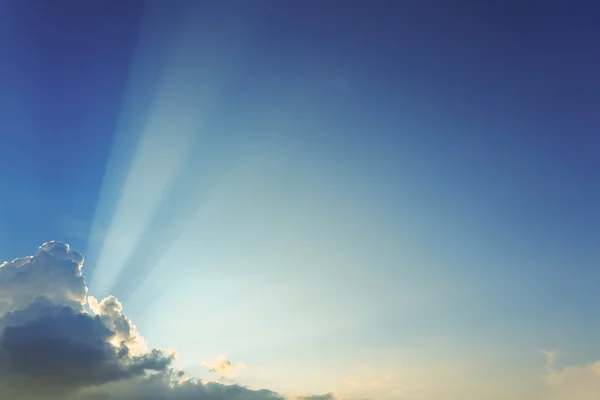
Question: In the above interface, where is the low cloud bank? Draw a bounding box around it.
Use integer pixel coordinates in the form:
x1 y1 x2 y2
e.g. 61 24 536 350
0 242 336 400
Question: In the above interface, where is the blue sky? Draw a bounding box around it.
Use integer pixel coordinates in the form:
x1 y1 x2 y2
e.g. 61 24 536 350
1 1 600 399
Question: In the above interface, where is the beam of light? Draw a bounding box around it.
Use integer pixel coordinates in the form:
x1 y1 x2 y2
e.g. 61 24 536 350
107 134 248 304
86 2 257 300
85 3 190 297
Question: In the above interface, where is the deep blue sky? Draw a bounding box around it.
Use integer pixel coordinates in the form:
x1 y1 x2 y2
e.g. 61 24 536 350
0 1 143 255
1 1 600 398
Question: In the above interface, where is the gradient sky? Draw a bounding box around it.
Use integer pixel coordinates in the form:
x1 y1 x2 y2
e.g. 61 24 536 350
1 1 600 399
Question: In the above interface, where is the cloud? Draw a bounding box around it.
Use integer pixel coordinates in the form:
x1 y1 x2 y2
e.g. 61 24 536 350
287 395 338 400
87 295 146 355
0 242 332 400
539 349 558 372
16 242 600 400
0 302 173 395
204 356 246 379
0 242 86 316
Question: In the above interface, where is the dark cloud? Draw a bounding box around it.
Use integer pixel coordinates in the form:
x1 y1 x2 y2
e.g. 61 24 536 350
0 242 340 400
2 306 120 391
0 298 173 395
87 376 286 400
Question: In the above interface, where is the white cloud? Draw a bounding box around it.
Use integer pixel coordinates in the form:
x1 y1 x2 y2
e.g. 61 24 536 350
204 355 246 379
0 242 86 316
88 295 146 356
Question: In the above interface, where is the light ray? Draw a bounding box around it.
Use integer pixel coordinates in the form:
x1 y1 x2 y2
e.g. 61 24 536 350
84 2 186 289
86 2 256 299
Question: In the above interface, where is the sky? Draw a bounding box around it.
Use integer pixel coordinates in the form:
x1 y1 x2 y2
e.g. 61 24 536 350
0 1 600 399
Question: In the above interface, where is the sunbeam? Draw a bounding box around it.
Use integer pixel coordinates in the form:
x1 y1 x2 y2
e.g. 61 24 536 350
86 3 251 299
6 1 598 399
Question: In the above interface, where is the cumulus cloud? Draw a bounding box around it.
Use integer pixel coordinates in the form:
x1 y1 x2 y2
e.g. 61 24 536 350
87 295 146 355
0 242 331 400
0 242 86 315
